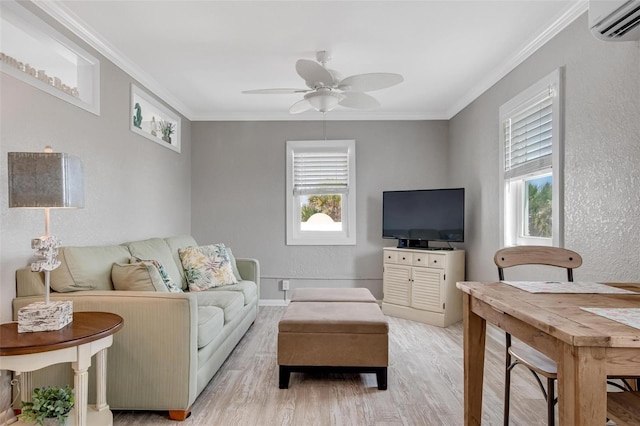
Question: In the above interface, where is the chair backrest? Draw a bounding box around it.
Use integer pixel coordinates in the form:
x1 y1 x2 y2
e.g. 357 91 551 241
494 245 583 281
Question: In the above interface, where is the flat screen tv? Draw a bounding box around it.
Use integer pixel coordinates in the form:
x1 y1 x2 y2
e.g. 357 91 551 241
383 188 465 249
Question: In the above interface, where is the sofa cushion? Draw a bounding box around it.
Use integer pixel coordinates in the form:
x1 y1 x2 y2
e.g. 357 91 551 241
194 291 244 323
50 245 131 292
164 235 198 289
130 258 183 293
205 280 257 306
111 262 168 292
179 244 238 291
125 238 183 288
197 306 224 348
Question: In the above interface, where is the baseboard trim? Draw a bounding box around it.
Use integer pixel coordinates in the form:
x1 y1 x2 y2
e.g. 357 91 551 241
259 299 289 307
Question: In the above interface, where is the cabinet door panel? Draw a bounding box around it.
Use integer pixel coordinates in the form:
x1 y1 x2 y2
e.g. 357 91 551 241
383 264 411 305
411 268 444 312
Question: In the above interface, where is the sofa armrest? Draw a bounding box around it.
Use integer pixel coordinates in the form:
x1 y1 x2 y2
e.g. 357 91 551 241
15 267 46 297
236 258 260 300
12 291 199 411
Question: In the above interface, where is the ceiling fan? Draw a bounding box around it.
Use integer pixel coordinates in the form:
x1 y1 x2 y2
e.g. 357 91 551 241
242 51 404 114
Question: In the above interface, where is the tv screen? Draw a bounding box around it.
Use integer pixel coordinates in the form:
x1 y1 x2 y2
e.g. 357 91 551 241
382 188 465 243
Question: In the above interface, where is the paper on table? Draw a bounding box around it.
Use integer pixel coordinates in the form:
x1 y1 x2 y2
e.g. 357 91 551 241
581 307 640 330
501 281 638 294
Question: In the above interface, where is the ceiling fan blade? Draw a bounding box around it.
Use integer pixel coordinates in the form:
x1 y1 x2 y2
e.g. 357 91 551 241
339 92 381 109
296 59 335 88
289 99 312 114
338 73 404 92
242 88 309 94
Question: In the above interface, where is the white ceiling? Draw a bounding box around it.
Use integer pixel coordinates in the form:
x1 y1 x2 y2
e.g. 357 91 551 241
37 1 588 121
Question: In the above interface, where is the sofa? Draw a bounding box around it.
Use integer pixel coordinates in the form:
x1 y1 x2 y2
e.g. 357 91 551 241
12 235 260 420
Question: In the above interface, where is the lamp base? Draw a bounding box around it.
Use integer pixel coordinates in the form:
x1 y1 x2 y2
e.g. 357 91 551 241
18 301 73 333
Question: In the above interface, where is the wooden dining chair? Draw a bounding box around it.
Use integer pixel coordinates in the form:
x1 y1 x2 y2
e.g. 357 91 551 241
494 245 582 426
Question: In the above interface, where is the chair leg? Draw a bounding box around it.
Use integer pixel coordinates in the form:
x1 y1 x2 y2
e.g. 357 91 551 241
547 378 555 426
504 363 512 426
504 334 512 426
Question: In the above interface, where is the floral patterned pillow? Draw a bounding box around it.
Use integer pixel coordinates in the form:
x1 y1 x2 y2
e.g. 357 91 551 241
131 257 183 293
178 244 238 291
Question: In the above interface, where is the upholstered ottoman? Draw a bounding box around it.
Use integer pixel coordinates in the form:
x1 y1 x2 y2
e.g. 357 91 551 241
278 301 389 390
290 287 378 303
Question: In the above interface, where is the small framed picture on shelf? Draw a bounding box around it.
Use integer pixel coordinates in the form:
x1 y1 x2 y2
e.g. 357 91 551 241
130 83 181 153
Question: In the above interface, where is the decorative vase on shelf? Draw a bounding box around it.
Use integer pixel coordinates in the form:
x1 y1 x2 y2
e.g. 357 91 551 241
159 120 175 144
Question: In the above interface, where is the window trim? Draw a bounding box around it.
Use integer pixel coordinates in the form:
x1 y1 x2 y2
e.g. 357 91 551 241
286 140 356 246
499 68 563 247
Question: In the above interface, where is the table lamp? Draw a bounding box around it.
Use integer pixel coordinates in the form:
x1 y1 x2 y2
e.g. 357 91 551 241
8 147 84 332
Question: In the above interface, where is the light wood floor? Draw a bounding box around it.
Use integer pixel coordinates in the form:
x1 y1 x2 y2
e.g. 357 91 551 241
112 307 552 425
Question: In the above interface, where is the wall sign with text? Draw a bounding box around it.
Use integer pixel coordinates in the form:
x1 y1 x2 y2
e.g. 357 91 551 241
0 0 100 115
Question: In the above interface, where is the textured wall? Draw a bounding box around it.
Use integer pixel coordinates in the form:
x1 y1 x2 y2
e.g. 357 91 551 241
191 120 450 301
0 4 192 412
448 13 640 282
0 4 192 321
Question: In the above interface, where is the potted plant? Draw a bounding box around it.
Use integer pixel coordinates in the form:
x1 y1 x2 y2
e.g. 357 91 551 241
18 385 74 425
159 120 175 143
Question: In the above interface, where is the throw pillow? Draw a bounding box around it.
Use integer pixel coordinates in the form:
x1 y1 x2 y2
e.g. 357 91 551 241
179 244 238 291
111 262 168 292
130 257 183 293
226 248 242 281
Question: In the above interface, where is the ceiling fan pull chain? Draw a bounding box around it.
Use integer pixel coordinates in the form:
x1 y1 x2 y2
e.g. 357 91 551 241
323 113 327 140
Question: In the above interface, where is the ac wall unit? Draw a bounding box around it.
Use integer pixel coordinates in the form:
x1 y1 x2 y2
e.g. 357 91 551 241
589 0 640 41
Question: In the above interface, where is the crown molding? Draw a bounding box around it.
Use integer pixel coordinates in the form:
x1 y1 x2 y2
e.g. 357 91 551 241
445 1 588 119
31 0 195 120
190 111 447 121
31 0 588 123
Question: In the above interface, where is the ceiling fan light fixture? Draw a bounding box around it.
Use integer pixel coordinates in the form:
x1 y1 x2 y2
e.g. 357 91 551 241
304 91 344 113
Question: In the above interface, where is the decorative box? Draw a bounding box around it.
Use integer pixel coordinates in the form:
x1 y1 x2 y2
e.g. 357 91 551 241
17 301 73 333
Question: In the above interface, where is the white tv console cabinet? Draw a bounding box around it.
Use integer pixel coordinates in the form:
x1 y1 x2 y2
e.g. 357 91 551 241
381 247 465 327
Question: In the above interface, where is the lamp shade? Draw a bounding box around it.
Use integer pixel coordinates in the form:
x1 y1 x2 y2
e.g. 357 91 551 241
8 152 84 208
305 91 345 113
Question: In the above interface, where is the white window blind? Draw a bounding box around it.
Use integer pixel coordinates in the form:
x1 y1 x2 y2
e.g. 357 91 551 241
503 87 554 179
293 151 349 195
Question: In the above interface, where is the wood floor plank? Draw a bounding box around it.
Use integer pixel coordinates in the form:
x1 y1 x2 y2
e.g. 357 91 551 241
112 307 551 425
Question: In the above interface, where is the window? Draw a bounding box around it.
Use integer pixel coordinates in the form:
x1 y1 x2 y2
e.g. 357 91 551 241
286 140 356 245
499 68 563 247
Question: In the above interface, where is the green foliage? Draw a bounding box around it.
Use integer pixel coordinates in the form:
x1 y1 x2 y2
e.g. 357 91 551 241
18 385 74 425
301 204 319 222
159 120 175 137
133 103 142 129
527 182 552 237
300 195 341 222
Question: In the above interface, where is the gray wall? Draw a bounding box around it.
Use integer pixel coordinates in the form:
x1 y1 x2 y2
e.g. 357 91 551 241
0 5 192 323
0 4 192 415
449 13 640 282
190 120 450 301
1 4 639 420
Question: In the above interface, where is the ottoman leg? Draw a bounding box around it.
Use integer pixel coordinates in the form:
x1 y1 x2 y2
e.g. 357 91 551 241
376 367 388 390
279 365 291 389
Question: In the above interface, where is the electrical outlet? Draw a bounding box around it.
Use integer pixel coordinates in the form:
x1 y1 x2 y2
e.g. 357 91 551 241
281 280 290 291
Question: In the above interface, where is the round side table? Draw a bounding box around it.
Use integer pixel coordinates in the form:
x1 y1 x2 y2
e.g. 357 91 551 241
0 311 123 426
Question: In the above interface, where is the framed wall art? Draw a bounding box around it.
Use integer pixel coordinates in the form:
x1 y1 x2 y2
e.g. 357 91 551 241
130 83 181 153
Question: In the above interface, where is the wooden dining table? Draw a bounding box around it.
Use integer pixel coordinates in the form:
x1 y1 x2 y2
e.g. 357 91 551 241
456 281 640 425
